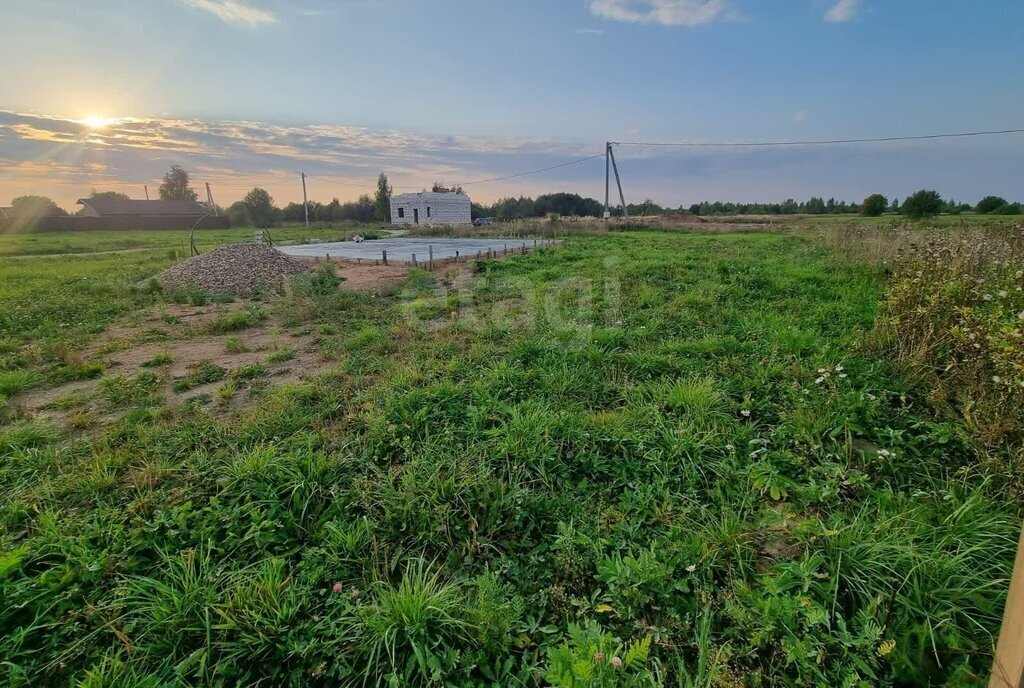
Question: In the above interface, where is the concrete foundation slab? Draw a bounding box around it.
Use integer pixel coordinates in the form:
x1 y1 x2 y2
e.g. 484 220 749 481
278 238 544 262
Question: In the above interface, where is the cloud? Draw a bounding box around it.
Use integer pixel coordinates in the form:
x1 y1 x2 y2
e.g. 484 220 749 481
793 109 807 124
825 0 860 23
181 0 277 27
575 28 605 35
0 111 599 208
589 0 730 27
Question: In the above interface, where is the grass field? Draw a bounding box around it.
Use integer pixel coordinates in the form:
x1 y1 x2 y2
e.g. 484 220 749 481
0 226 1019 686
0 226 384 258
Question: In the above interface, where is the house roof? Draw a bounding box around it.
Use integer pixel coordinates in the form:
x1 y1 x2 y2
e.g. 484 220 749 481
76 198 211 216
1 205 62 218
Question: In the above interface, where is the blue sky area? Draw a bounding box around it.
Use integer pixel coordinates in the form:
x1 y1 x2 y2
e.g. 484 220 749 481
1 0 1022 208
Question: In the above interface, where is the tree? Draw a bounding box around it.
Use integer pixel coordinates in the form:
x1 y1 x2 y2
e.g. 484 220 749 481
227 201 249 228
861 193 889 217
901 190 944 219
88 190 131 202
976 196 1008 215
159 164 198 202
241 187 278 227
374 173 392 222
10 195 66 216
890 197 900 213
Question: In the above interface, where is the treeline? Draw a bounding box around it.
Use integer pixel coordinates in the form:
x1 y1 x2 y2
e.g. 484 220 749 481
472 192 605 220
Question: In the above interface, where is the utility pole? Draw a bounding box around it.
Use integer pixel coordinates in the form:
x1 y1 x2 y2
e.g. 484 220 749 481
301 172 310 227
604 142 611 219
608 144 629 219
205 182 218 216
144 185 149 200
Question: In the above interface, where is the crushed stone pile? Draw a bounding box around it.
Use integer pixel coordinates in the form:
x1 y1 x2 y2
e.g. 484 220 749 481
155 243 311 296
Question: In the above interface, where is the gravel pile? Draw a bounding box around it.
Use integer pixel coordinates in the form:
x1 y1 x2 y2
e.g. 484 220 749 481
156 243 310 296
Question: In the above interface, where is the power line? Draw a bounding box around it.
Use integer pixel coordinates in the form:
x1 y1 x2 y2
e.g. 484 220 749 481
612 127 1024 148
455 152 606 186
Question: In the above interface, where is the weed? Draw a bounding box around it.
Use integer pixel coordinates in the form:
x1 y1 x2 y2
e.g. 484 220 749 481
223 337 248 354
205 306 266 334
267 348 295 363
99 371 160 407
141 351 173 367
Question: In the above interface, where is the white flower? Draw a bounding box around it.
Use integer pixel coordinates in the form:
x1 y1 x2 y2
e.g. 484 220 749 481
877 449 892 457
839 373 848 379
998 290 1009 298
817 368 827 374
685 564 697 573
835 365 844 372
993 375 1003 384
982 294 994 301
815 376 825 384
740 409 751 417
725 444 734 451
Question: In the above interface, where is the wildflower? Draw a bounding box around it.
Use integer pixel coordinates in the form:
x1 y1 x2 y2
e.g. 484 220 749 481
835 365 844 372
686 564 697 573
999 290 1008 298
594 652 605 662
815 376 825 384
725 444 734 451
740 409 751 417
332 582 343 594
993 375 1003 384
983 294 993 301
876 449 891 458
877 639 896 657
1018 311 1024 320
838 373 848 379
611 657 623 669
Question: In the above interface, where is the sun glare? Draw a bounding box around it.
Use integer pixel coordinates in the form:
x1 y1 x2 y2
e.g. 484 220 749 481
80 116 117 129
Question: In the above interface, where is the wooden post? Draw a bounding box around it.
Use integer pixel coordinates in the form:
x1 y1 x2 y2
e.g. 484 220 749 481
991 524 1024 688
456 250 460 262
429 244 433 271
412 253 417 267
382 250 388 266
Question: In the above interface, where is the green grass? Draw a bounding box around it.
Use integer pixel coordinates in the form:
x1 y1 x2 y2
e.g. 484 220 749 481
0 229 1016 687
0 225 385 258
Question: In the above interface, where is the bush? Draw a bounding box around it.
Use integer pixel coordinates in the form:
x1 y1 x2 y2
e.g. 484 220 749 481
860 193 888 217
976 196 1008 214
901 190 944 219
992 202 1022 216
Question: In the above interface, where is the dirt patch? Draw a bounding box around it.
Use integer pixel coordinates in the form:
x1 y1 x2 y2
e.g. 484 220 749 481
10 303 324 429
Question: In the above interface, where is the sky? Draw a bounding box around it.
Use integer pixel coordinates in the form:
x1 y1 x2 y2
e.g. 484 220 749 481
0 0 1022 211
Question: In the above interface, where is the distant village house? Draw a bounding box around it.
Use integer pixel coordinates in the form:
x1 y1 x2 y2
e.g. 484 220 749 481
75 198 228 230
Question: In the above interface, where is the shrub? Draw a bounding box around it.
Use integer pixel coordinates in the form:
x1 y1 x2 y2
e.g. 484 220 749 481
860 193 889 217
976 196 1008 214
901 190 944 219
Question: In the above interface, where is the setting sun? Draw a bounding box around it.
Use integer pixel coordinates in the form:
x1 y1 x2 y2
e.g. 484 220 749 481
80 116 117 129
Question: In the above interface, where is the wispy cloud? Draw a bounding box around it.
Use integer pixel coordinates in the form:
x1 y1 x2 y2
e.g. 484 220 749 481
575 28 605 35
181 0 277 28
589 0 730 27
825 0 861 23
793 109 807 124
0 111 598 208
